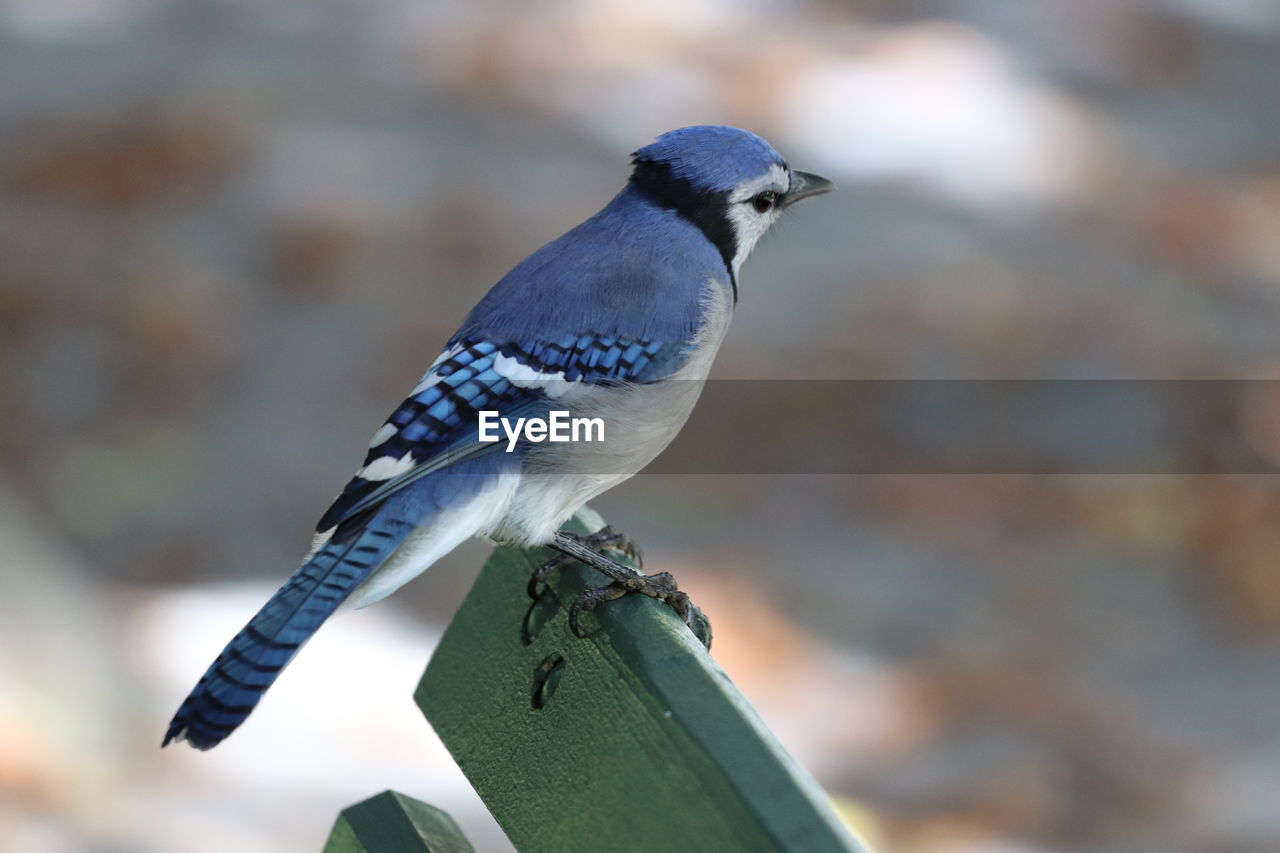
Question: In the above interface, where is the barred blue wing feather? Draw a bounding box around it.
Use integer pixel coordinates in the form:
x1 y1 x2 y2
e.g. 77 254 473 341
316 334 681 532
316 340 522 532
166 331 684 750
494 334 672 384
163 506 419 749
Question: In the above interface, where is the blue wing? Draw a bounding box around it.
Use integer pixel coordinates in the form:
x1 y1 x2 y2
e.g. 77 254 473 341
166 331 688 749
314 333 681 532
497 333 672 383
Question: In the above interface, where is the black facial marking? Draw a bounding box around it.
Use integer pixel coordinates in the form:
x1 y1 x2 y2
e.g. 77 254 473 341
629 160 738 293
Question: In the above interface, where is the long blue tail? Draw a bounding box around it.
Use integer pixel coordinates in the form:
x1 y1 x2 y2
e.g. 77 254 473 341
163 512 414 749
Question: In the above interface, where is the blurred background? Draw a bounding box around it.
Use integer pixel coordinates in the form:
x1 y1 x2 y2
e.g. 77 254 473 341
3 1 1280 851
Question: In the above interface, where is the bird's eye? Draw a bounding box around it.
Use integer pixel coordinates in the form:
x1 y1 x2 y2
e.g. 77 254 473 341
751 191 778 213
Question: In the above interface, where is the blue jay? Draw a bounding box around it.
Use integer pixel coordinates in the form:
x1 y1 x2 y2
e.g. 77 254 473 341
164 125 833 749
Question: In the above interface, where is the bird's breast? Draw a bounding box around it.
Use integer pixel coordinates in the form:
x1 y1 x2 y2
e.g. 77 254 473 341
485 280 733 545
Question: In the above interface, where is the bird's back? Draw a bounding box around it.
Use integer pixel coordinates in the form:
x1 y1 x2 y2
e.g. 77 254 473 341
455 184 730 352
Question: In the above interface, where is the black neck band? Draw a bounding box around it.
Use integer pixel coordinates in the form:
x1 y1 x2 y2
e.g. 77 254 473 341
629 161 738 297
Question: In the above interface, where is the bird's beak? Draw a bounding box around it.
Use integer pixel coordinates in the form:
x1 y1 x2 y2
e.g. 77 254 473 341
782 170 836 208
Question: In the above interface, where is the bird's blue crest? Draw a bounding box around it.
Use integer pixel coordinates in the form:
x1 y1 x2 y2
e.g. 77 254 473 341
632 126 786 193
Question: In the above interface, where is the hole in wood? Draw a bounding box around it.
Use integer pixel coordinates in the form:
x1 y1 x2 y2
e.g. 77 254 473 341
521 589 559 646
530 655 566 709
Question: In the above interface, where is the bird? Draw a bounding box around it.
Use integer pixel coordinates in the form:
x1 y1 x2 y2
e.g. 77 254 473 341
164 125 834 749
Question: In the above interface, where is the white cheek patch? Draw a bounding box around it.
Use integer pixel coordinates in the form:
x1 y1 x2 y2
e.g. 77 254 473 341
725 164 789 274
494 353 576 399
725 202 782 274
357 451 416 481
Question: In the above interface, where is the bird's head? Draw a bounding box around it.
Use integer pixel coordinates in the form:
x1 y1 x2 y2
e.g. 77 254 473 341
628 125 834 279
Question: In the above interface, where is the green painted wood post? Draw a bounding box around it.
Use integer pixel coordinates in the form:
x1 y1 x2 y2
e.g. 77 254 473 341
324 790 475 853
418 507 865 853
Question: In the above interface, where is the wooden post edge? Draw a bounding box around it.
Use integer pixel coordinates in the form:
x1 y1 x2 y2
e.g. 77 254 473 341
323 790 475 853
416 507 868 853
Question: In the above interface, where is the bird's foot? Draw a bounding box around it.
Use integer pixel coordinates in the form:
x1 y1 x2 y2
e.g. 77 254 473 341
529 528 711 649
526 526 642 598
569 571 712 649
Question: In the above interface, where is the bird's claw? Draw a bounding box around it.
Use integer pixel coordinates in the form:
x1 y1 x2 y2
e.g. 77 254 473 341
529 527 711 649
585 525 644 567
567 571 712 650
527 525 643 600
526 553 574 599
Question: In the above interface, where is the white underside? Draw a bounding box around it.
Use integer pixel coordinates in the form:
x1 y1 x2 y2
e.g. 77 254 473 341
345 472 522 609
